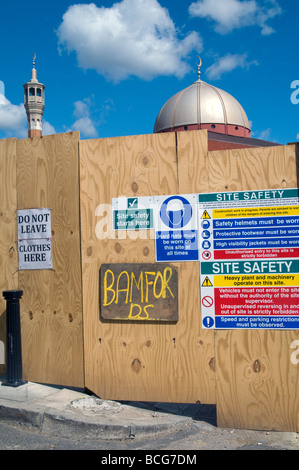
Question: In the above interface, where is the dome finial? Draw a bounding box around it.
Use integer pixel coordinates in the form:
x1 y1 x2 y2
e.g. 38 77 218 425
33 52 36 68
196 56 202 81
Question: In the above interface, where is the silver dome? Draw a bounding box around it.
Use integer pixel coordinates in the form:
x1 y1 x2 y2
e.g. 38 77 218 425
154 79 251 134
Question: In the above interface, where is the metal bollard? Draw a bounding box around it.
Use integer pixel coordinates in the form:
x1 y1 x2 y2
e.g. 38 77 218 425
2 290 27 387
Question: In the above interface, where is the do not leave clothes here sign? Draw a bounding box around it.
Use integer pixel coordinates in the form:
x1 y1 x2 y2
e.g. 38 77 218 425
17 208 52 270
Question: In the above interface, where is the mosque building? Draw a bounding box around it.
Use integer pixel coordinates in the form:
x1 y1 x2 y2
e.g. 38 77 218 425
23 56 278 150
153 57 278 151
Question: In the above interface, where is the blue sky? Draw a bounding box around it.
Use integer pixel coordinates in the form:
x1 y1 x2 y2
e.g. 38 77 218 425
0 0 298 144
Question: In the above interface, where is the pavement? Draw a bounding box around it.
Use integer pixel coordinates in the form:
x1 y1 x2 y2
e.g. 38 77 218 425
0 377 206 441
0 376 298 450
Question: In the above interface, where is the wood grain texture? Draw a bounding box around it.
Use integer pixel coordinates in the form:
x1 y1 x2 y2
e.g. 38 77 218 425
176 130 216 403
80 131 215 403
176 130 209 195
209 144 299 431
215 330 299 431
16 133 84 387
0 138 18 375
2 129 297 430
207 144 297 193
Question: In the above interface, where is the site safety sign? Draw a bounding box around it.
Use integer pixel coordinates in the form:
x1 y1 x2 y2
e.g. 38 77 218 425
198 188 299 330
154 194 199 262
112 197 154 231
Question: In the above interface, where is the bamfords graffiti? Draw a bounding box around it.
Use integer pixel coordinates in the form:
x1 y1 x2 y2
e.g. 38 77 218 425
100 263 178 321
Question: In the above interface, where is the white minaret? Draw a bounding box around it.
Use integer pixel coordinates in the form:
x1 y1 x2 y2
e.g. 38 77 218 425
23 54 45 138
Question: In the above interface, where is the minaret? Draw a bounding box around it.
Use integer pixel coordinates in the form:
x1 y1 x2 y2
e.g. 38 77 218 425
23 54 45 138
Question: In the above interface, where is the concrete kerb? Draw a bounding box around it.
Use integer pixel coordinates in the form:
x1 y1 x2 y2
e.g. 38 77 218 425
0 400 193 441
41 408 193 441
0 384 194 441
1 382 298 449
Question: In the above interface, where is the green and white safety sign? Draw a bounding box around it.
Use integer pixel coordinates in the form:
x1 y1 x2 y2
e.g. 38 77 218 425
112 197 154 230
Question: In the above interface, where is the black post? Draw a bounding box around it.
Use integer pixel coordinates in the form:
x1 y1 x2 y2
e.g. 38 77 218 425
2 290 27 387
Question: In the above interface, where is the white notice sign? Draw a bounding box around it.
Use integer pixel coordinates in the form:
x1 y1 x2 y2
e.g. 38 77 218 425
18 239 52 270
17 208 51 239
17 208 52 270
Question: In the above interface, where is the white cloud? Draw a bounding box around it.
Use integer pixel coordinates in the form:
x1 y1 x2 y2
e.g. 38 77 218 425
43 120 56 136
258 128 271 140
73 100 91 120
206 53 258 79
189 0 282 35
0 93 56 138
68 98 98 138
72 117 97 138
0 94 27 137
57 0 202 82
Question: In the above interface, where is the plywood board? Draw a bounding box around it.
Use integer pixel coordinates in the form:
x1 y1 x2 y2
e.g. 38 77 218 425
80 131 215 403
209 144 299 431
176 130 216 404
2 129 297 431
16 133 84 387
0 138 18 375
215 330 299 431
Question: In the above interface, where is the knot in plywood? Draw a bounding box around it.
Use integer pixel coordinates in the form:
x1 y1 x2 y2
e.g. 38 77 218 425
131 358 142 373
253 359 262 373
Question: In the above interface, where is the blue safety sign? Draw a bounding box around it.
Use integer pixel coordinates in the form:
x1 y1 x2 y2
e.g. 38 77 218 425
154 194 199 262
159 195 193 229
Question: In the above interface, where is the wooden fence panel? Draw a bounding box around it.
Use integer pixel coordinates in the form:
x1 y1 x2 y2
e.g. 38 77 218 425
209 144 299 431
176 130 216 404
16 132 84 387
1 129 296 431
80 131 215 403
0 138 18 375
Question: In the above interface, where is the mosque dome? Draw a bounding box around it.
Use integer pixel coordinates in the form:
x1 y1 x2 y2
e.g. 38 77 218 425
154 58 251 138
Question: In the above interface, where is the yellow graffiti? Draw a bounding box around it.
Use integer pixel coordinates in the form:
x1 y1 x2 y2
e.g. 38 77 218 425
103 267 175 307
130 272 144 303
103 269 115 306
116 271 130 304
128 303 154 320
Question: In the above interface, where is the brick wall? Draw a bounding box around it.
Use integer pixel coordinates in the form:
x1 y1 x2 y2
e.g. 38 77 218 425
208 139 256 151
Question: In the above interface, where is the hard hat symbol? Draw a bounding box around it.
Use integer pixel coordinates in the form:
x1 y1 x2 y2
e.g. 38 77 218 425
166 199 185 227
160 196 192 229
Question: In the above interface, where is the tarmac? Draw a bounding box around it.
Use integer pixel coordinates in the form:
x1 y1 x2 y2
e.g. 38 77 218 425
0 377 298 450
